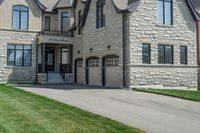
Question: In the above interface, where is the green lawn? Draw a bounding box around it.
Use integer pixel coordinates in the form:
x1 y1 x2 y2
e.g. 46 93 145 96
133 88 200 102
0 84 144 133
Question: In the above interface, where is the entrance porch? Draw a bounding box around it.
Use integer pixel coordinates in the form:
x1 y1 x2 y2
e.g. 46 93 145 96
37 44 73 84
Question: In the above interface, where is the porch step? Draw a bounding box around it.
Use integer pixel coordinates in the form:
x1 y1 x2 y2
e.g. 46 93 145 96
47 73 65 83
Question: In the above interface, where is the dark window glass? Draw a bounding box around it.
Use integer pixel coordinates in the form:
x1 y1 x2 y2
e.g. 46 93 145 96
12 5 29 30
157 0 172 25
96 0 105 28
78 10 82 35
142 44 151 64
7 44 32 67
158 45 173 64
180 46 187 65
61 12 68 32
44 17 50 31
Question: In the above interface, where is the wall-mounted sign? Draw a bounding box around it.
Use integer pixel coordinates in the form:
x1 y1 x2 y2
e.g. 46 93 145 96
38 35 73 45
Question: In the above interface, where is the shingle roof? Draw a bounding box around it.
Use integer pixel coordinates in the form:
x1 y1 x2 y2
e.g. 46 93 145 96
38 0 59 11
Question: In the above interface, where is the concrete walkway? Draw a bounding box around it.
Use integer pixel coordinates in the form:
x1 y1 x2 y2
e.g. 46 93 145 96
17 84 200 133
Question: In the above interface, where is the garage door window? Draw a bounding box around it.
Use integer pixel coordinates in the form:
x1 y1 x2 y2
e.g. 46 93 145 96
105 58 119 67
89 60 99 67
77 61 83 68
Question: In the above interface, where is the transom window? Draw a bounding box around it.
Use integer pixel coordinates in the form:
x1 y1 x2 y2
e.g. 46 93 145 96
7 44 32 67
105 58 119 67
157 0 173 25
96 0 105 28
88 60 99 67
158 45 173 64
44 17 50 31
12 5 29 30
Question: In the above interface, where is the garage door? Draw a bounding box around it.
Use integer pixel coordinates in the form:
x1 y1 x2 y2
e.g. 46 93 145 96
88 59 101 86
104 58 121 87
76 60 84 84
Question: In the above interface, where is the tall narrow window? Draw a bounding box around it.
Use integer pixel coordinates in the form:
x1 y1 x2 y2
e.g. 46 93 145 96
157 0 172 25
12 5 29 30
158 45 173 64
180 46 187 65
78 10 82 35
96 0 105 28
142 44 151 64
7 44 31 67
44 17 50 31
61 12 69 33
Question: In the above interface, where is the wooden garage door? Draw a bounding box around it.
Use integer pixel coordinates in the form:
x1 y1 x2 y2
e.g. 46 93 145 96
76 60 84 84
88 59 101 86
105 58 121 87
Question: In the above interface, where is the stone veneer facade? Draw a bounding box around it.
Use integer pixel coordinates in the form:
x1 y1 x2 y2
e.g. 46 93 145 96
127 0 197 89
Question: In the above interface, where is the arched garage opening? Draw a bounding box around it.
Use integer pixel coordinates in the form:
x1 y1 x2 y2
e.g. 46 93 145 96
102 55 121 87
86 56 101 86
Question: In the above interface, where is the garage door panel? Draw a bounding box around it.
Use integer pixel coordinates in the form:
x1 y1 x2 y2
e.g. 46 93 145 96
105 58 121 87
76 60 84 84
88 59 101 86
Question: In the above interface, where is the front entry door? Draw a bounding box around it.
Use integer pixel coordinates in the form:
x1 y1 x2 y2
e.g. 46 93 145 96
46 47 55 72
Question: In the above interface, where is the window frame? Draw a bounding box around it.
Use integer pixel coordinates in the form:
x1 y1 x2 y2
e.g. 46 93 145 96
180 46 188 65
142 44 151 64
61 12 69 32
78 10 82 35
7 44 32 67
96 0 105 29
158 44 174 64
157 0 173 25
12 5 29 30
44 16 51 31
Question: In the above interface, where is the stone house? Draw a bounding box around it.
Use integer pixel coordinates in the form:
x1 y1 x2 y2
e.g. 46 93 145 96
0 0 199 90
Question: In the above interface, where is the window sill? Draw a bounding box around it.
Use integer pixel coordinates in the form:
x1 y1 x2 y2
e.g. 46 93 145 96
156 24 174 28
5 66 33 69
95 26 106 32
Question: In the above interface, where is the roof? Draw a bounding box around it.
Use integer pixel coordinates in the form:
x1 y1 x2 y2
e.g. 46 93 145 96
38 0 59 11
54 0 73 10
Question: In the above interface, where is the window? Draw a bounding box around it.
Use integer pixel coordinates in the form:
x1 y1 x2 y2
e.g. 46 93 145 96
88 60 99 67
158 45 173 64
78 10 82 35
142 44 151 64
7 44 31 67
96 0 105 28
44 17 50 31
105 58 119 67
61 48 69 64
180 46 187 65
12 5 29 30
77 61 83 68
61 12 69 32
157 0 172 25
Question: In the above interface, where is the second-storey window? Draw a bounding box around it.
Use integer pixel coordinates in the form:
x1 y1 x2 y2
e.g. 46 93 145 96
7 44 32 67
96 0 105 28
158 45 173 64
61 12 69 32
78 10 82 35
157 0 172 25
12 5 29 30
44 17 50 31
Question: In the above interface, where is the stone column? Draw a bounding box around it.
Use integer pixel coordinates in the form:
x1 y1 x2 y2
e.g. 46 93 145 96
42 43 46 73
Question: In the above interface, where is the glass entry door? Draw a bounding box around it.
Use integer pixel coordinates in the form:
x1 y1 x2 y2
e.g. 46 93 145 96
45 47 55 72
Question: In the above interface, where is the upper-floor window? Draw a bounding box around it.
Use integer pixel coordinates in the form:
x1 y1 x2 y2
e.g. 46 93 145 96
78 10 82 35
61 12 69 32
158 44 173 64
96 0 105 28
157 0 173 25
44 17 50 31
12 5 29 30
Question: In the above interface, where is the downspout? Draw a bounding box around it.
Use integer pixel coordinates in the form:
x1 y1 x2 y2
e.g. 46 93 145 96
122 13 127 87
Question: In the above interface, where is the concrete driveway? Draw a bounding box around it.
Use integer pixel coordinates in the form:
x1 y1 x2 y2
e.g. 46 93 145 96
17 84 200 133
